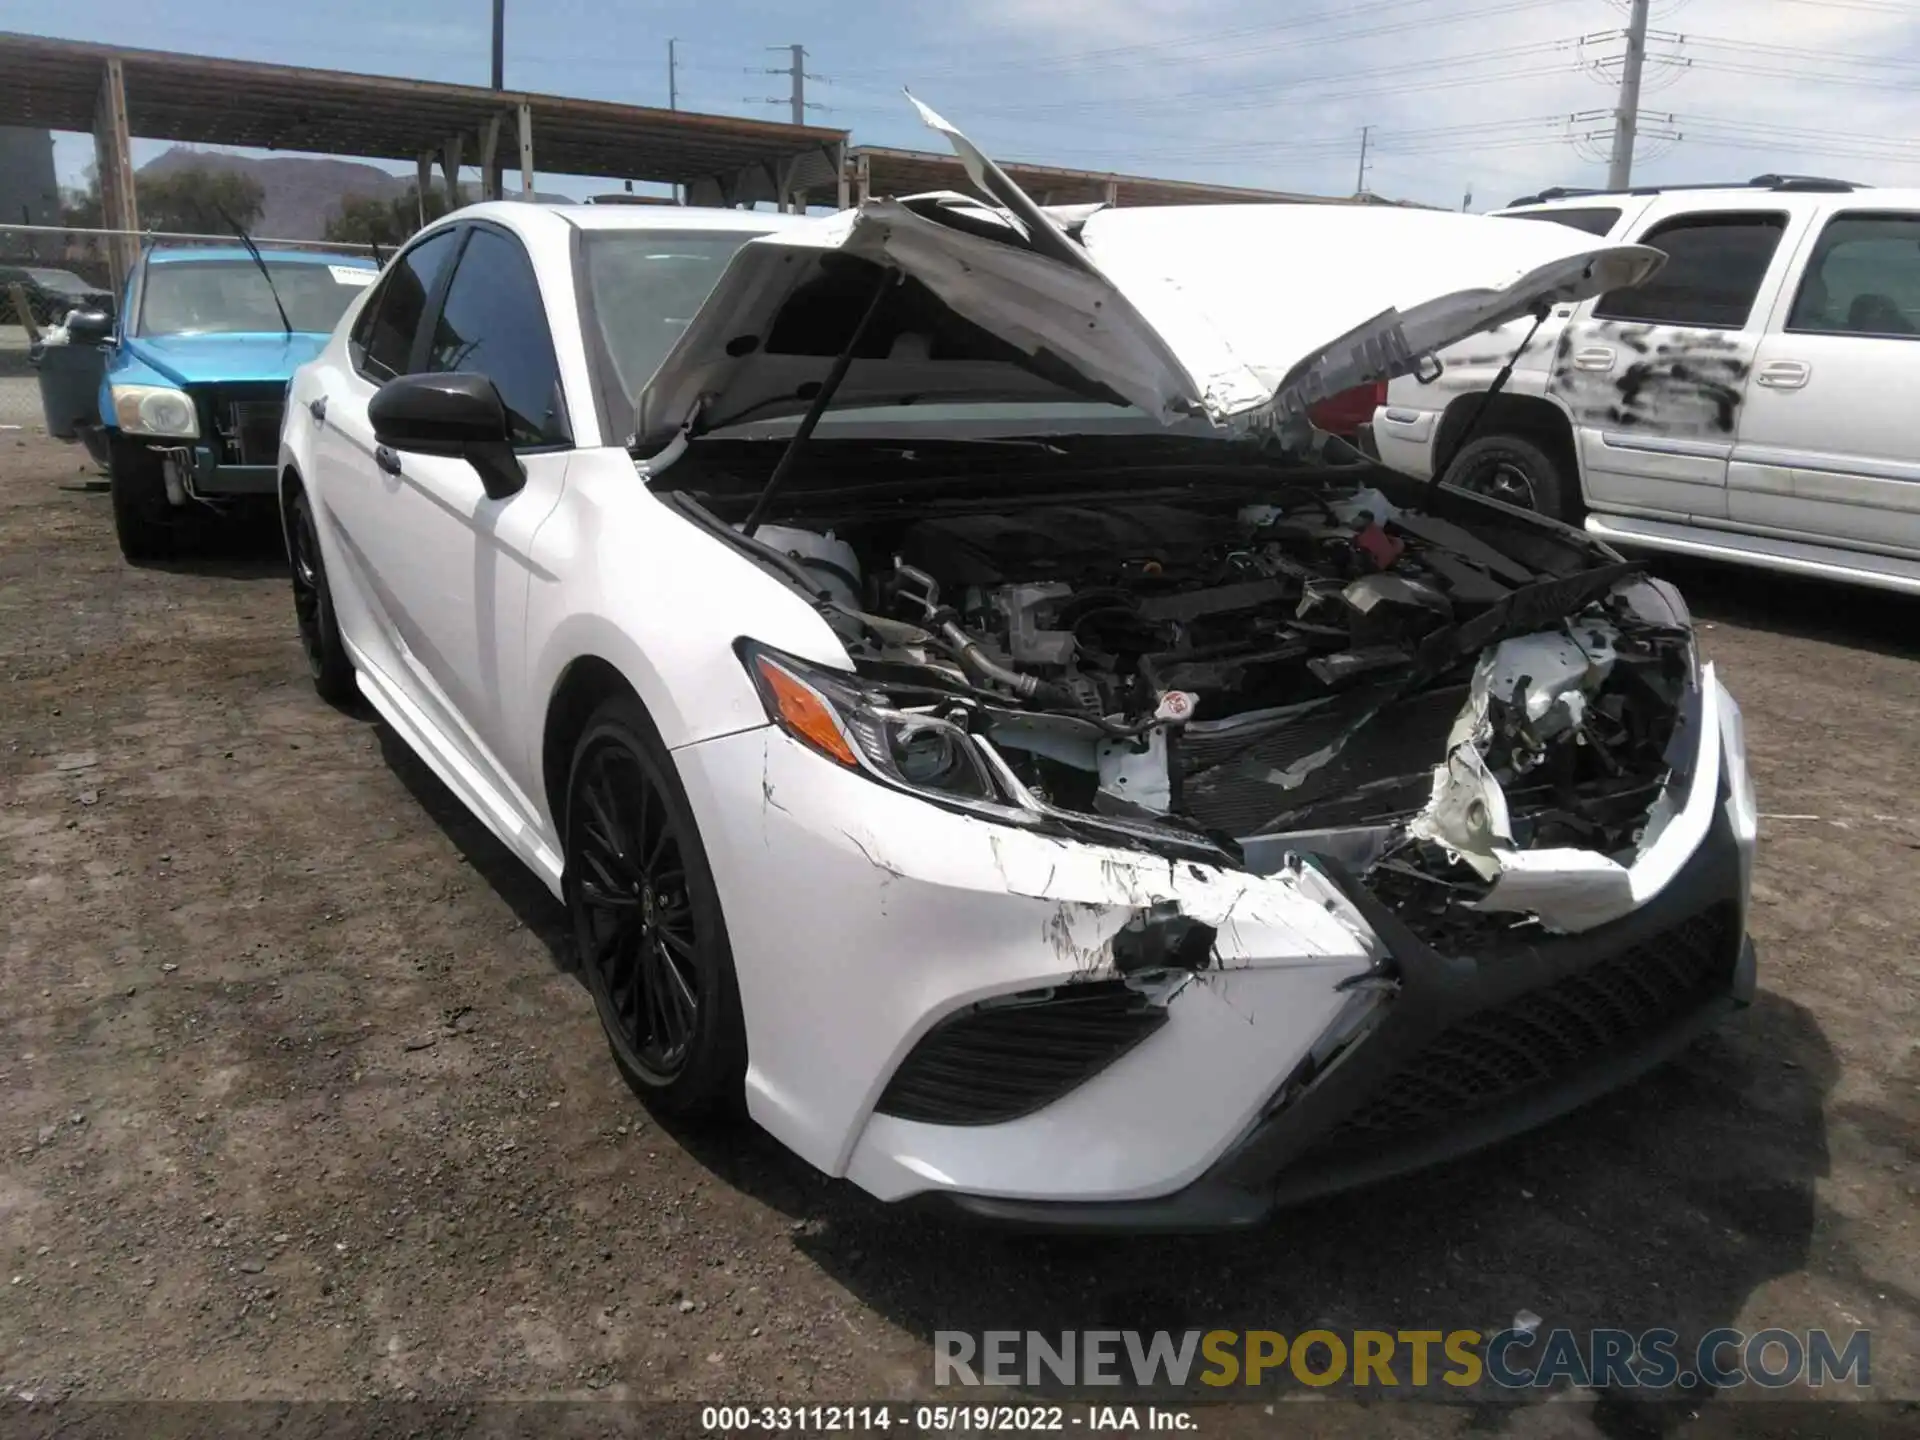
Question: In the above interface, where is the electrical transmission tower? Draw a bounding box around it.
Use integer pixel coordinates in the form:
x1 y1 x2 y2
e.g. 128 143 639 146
755 45 829 126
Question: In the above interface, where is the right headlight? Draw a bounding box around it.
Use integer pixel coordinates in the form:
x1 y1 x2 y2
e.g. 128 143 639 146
111 384 199 439
738 641 1036 823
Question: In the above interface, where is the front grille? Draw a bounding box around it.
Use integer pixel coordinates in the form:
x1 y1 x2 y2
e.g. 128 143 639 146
876 981 1168 1126
1317 904 1736 1149
196 383 286 466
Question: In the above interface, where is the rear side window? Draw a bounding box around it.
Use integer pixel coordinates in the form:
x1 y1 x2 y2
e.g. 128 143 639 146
425 227 569 447
1594 212 1788 328
1499 206 1621 238
352 228 460 381
1787 212 1920 339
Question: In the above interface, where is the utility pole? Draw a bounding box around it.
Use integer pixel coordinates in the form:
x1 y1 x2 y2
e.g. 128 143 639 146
753 46 827 128
1608 0 1651 189
1355 125 1372 196
491 0 504 89
781 43 806 127
668 38 679 109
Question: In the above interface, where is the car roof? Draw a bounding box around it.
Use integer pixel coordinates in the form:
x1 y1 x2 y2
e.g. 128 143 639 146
145 246 376 267
1502 180 1920 211
420 199 809 245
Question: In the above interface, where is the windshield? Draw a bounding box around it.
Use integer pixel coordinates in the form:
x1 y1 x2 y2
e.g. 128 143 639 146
137 260 373 336
580 230 763 435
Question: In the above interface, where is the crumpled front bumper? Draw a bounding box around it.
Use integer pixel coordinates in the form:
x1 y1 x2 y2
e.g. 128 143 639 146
671 672 1756 1224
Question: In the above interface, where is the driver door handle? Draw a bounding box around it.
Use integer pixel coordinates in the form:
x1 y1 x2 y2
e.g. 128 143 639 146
307 395 327 423
1573 345 1618 373
374 444 402 476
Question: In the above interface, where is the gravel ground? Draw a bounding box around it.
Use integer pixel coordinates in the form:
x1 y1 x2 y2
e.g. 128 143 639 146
0 426 1914 1435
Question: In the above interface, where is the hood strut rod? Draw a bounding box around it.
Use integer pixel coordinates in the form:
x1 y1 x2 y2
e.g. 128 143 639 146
741 265 899 538
1421 303 1549 511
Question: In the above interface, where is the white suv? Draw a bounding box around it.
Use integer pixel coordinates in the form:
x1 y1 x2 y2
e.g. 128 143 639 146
1371 176 1920 595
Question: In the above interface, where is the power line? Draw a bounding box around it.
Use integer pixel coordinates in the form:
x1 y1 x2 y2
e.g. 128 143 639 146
833 0 1580 84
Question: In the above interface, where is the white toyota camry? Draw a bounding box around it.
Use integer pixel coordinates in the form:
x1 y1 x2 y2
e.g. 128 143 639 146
279 109 1758 1230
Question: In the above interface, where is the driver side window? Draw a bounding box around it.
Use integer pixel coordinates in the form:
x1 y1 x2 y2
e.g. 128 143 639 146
423 227 570 447
351 228 461 382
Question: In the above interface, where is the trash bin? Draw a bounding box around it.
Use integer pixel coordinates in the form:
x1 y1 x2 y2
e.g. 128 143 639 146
33 334 107 441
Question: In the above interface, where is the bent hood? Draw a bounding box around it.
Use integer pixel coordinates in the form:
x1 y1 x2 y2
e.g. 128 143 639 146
120 331 331 387
633 99 1663 449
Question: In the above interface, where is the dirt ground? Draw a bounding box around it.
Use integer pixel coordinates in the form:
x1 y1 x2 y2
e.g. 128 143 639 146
1 425 1915 1435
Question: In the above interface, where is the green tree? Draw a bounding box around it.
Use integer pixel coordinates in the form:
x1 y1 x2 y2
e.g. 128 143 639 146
323 184 464 248
136 167 265 234
57 163 265 235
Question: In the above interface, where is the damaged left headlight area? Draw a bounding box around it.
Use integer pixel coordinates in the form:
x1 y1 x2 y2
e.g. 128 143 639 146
737 638 1235 860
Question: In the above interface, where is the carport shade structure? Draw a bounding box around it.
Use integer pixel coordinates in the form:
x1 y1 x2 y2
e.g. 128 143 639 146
0 30 848 288
837 145 1378 211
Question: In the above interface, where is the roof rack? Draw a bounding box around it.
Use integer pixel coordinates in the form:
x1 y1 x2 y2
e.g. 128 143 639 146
1505 173 1863 207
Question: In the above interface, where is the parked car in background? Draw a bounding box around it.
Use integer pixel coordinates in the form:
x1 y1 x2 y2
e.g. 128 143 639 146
1 262 114 326
52 244 378 561
273 105 1757 1229
1372 176 1920 596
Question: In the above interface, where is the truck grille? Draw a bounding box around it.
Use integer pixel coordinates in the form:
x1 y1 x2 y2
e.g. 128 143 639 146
1317 904 1737 1149
876 981 1168 1126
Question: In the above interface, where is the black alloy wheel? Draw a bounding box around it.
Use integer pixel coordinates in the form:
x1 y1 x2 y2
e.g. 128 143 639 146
285 485 356 706
564 696 746 1115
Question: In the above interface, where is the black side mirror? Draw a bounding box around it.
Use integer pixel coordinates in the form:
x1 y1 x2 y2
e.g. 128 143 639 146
368 372 526 501
65 309 113 346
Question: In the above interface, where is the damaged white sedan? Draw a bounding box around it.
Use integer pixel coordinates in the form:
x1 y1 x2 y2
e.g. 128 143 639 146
280 105 1757 1229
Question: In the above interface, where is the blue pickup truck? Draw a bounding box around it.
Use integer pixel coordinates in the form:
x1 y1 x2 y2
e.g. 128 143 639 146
43 244 377 561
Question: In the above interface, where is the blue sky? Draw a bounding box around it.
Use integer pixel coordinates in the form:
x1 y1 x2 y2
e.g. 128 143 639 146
21 0 1920 212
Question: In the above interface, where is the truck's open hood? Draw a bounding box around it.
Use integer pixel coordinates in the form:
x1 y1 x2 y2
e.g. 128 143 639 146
632 100 1663 450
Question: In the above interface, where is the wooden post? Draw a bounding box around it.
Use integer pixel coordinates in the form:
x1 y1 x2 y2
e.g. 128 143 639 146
480 115 502 202
93 58 138 296
416 154 433 228
517 102 534 197
440 134 466 213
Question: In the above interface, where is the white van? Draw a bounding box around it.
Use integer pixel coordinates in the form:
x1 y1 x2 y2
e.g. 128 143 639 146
1370 176 1920 595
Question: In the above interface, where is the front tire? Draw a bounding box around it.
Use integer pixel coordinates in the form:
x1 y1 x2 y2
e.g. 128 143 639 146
284 483 357 707
564 695 747 1118
1442 432 1577 523
107 434 178 562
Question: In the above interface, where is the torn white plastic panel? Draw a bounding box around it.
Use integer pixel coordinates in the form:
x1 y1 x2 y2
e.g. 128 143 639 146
1478 666 1725 933
1412 745 1515 882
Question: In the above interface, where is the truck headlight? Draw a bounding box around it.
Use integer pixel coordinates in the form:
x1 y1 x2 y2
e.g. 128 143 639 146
112 384 199 439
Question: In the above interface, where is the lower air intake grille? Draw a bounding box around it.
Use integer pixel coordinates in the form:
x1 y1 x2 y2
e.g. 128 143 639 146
876 981 1167 1127
1320 904 1737 1148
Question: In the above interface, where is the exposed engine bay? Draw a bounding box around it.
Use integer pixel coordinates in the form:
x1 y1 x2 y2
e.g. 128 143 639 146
663 438 1698 946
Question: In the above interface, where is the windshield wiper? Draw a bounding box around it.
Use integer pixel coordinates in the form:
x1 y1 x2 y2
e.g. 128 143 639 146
216 204 293 338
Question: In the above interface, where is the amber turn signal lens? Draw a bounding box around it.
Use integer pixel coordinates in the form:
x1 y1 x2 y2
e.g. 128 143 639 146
754 656 859 768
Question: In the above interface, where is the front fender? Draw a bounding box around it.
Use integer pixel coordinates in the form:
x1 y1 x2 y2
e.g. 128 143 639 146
522 449 852 830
